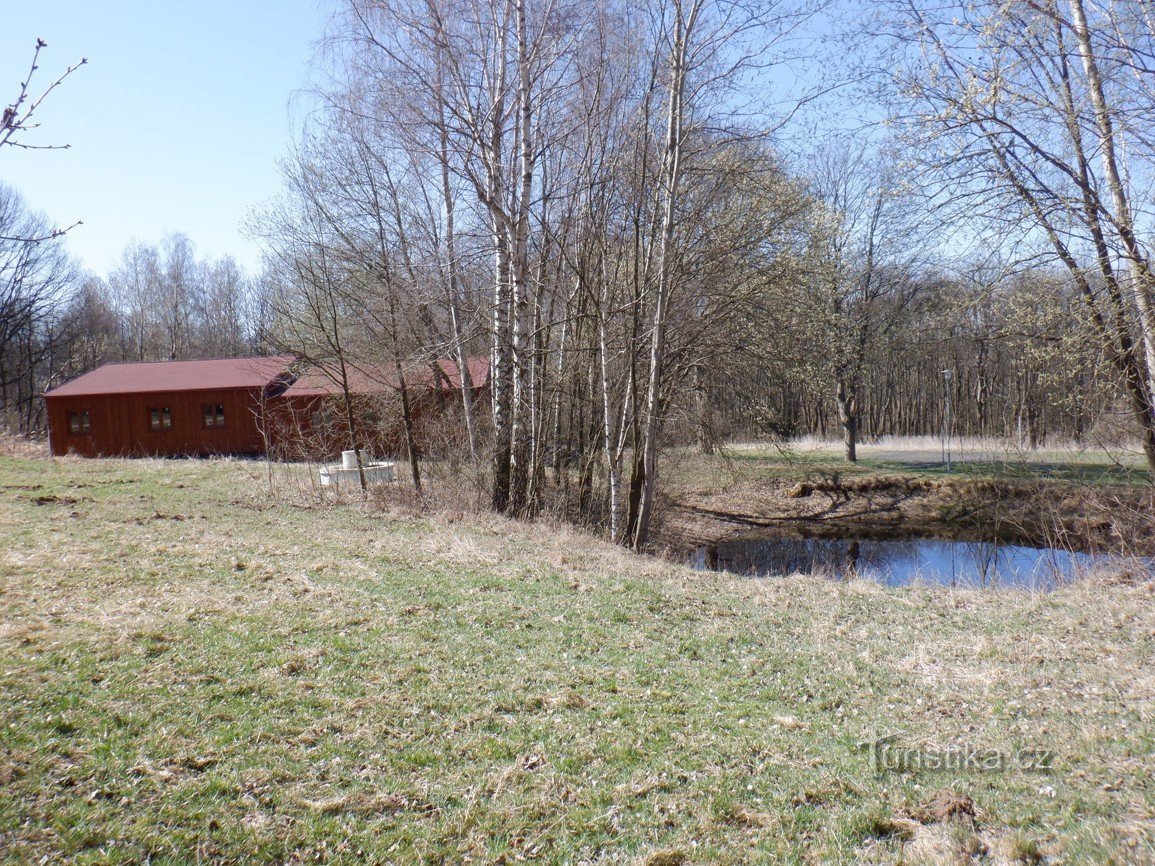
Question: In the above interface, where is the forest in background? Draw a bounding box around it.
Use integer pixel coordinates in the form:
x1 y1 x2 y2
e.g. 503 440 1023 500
5 0 1155 547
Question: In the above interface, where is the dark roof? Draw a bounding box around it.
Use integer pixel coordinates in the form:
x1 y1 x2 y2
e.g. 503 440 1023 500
282 363 394 398
44 356 296 398
283 357 490 398
432 356 490 391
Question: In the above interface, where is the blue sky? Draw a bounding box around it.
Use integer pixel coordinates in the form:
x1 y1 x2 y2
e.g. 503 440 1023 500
1 0 331 276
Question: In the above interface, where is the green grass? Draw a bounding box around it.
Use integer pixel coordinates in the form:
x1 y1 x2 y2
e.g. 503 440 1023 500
696 441 1153 487
1 455 1153 863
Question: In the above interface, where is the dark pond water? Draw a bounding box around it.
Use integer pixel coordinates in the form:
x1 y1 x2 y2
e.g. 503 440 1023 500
690 537 1150 590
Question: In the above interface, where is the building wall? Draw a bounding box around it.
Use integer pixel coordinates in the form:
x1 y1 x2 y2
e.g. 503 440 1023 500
266 393 429 460
265 388 488 461
45 388 270 457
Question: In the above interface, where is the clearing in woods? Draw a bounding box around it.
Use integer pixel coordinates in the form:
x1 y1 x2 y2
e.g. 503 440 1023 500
0 454 1152 863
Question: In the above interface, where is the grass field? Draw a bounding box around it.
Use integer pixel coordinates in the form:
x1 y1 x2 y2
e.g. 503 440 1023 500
691 438 1153 487
1 454 1153 863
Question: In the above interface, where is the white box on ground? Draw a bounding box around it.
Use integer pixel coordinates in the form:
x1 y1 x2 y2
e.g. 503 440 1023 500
320 451 396 487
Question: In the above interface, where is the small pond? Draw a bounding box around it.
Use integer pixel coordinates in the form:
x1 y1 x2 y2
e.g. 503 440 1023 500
690 537 1151 590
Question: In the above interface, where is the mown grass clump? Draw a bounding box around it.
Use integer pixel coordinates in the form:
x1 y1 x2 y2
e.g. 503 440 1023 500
0 455 1152 863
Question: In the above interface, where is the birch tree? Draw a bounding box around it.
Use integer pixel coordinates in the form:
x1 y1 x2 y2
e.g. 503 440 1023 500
887 0 1155 470
626 0 823 549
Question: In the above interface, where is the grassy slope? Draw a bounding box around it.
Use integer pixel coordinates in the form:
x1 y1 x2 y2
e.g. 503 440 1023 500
0 456 1152 864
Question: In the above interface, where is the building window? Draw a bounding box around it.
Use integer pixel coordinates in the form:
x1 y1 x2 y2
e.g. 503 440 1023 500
68 410 91 435
149 407 172 431
202 403 225 428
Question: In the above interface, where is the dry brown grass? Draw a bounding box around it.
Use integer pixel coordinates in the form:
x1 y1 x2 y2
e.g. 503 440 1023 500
0 430 47 458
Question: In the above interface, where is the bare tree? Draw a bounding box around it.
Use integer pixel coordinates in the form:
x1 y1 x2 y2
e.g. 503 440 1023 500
789 145 928 462
0 185 76 428
260 184 372 492
1 39 86 244
626 0 824 548
196 256 251 357
886 0 1155 471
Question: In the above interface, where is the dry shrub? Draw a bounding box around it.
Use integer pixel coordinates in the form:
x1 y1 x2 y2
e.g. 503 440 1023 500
1087 404 1143 449
996 480 1155 557
0 429 48 458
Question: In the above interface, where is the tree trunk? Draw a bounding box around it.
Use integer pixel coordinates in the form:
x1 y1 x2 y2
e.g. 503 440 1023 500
836 381 857 463
395 364 422 493
436 79 478 465
694 362 714 455
631 0 698 551
491 232 514 512
507 0 536 517
1069 0 1155 404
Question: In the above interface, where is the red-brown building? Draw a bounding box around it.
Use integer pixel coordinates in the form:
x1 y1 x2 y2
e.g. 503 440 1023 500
44 357 295 457
268 357 489 459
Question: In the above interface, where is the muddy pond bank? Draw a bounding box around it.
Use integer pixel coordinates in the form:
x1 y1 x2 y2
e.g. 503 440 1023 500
658 473 1155 558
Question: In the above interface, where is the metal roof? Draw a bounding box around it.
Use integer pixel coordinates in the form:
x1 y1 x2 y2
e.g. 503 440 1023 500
283 357 490 398
44 356 296 398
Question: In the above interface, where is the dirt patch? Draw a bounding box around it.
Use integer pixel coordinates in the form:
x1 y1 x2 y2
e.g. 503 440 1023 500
863 790 1045 865
29 494 85 506
659 473 1155 555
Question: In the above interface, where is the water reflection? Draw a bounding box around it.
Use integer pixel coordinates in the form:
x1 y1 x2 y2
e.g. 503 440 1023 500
691 537 1148 590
